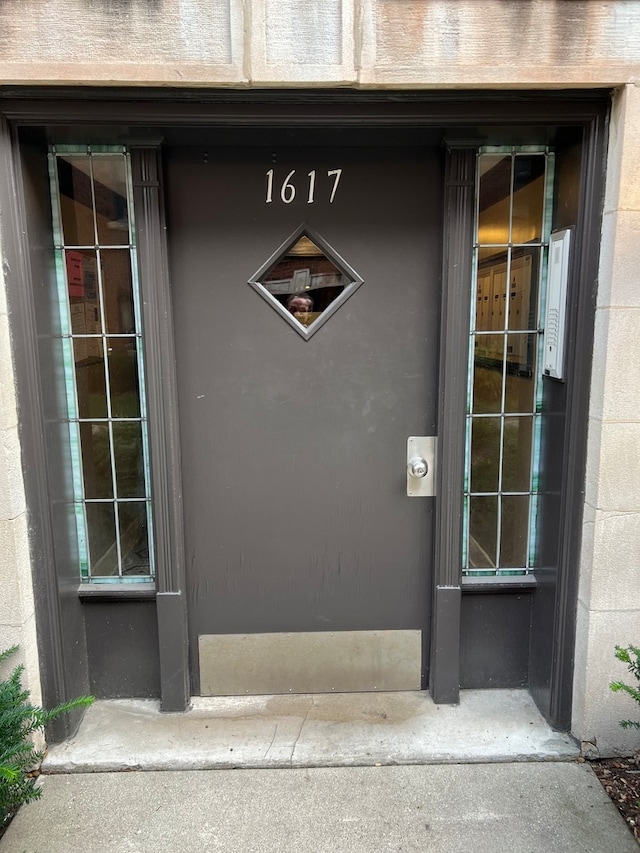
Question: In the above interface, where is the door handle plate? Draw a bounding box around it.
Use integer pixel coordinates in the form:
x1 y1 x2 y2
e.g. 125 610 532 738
407 436 437 497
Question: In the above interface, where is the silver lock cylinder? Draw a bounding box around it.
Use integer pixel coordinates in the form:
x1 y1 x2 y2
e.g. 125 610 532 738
408 457 428 478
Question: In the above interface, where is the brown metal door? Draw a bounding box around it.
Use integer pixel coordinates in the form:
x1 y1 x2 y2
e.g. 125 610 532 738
166 143 443 694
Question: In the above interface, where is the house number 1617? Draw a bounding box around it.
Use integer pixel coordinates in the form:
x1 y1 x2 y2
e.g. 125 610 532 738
265 169 343 204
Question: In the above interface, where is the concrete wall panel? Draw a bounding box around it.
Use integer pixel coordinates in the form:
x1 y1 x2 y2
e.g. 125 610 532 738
574 602 640 757
607 83 640 213
0 515 32 626
0 0 245 85
0 314 17 431
597 210 640 309
0 425 27 520
250 0 355 84
360 0 640 88
596 309 640 422
0 1 639 87
0 613 42 695
588 512 640 613
0 240 41 705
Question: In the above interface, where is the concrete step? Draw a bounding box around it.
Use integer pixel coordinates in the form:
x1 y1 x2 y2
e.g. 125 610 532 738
43 688 579 773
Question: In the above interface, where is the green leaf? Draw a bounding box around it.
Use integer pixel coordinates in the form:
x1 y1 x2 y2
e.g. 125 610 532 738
610 645 640 732
0 645 94 826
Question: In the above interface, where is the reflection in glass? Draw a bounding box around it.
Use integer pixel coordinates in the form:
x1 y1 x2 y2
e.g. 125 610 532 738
66 250 100 334
504 334 537 413
113 422 145 498
102 250 135 334
107 338 140 418
500 495 530 567
478 153 546 246
93 156 130 246
57 156 95 246
502 417 533 493
469 496 498 568
476 247 540 335
470 417 500 493
475 247 506 332
80 422 113 499
86 502 118 576
508 248 539 331
472 338 504 414
256 235 352 330
474 332 505 368
512 155 545 243
74 339 107 419
478 155 511 244
118 502 150 576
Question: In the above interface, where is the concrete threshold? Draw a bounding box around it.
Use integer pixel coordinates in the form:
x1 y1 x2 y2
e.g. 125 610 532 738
43 688 578 773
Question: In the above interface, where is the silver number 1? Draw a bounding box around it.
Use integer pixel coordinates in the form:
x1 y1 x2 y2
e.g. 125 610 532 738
307 170 316 204
265 169 274 203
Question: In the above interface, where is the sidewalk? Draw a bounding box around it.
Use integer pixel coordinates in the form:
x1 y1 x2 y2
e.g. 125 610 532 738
2 763 637 852
2 689 637 851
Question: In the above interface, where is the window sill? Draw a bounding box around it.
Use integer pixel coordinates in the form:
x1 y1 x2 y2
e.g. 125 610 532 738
77 583 156 600
461 575 537 593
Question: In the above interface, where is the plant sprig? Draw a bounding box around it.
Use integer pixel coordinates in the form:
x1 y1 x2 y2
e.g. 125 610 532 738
1 645 93 830
610 645 640 730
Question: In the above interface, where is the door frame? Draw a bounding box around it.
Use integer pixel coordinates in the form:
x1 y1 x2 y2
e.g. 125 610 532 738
0 89 608 730
132 134 473 709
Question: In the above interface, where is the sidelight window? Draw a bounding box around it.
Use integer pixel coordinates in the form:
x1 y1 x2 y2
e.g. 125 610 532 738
463 147 554 577
48 146 154 583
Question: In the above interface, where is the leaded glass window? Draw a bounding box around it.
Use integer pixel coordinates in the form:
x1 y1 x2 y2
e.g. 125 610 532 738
48 146 154 583
463 148 554 577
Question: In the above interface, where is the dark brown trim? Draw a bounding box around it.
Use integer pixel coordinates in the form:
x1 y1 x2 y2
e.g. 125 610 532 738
546 111 609 730
429 145 476 704
0 118 90 740
130 147 190 711
0 90 610 722
0 88 612 129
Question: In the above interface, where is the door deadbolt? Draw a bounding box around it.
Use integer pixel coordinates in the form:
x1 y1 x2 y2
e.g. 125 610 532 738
407 457 428 478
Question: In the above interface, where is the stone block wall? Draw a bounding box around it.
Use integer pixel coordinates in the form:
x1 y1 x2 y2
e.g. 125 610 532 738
0 1 639 88
0 229 42 707
572 83 640 757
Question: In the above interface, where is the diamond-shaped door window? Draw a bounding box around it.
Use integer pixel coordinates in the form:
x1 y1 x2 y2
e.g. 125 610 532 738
248 225 363 340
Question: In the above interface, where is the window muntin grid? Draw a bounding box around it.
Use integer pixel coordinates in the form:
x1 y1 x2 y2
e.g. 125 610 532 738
463 147 554 577
48 146 154 584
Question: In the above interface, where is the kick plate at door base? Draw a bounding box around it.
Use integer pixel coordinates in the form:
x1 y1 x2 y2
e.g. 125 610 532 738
199 630 422 695
407 436 437 497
